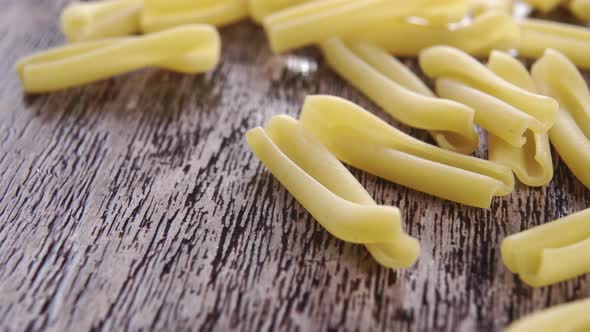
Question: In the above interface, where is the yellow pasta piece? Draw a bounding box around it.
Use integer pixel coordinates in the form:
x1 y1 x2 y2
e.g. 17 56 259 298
522 0 563 12
470 0 514 16
320 38 478 154
60 0 142 42
246 115 420 268
141 0 248 33
299 95 515 208
504 298 590 332
517 19 590 70
346 12 520 57
248 0 313 23
415 0 472 25
16 25 221 94
421 46 558 133
570 0 590 21
486 51 553 187
502 208 590 287
531 49 590 189
262 0 462 54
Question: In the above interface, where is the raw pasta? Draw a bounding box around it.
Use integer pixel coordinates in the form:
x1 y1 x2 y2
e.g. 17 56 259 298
141 0 248 33
60 0 142 42
262 0 461 53
531 49 590 190
246 115 420 268
300 95 515 208
470 0 514 16
502 208 590 287
486 51 553 187
570 0 590 21
321 38 479 154
421 46 558 134
248 0 313 22
346 12 519 57
16 25 221 93
517 19 590 70
504 298 590 332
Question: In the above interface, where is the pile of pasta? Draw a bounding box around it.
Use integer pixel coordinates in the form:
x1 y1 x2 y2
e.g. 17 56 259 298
15 0 590 330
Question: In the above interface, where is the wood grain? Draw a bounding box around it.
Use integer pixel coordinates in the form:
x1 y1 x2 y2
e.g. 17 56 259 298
0 1 588 331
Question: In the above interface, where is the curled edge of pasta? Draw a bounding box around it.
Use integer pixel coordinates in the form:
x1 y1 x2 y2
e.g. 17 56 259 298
16 25 221 94
248 0 313 23
246 115 420 268
60 0 142 42
502 208 590 287
141 0 248 33
345 11 520 57
299 95 515 208
531 48 590 190
320 38 479 155
420 45 558 131
517 19 590 70
504 298 590 332
261 0 458 54
486 50 553 187
570 0 590 21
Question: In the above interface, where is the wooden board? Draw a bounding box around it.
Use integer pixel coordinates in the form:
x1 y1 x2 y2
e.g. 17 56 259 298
0 1 588 331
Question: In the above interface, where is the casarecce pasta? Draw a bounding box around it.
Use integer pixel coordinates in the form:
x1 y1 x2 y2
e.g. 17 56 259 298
261 0 468 53
532 49 590 190
60 0 142 42
470 0 513 15
248 0 314 22
421 46 557 150
486 51 553 187
504 298 590 332
141 0 248 33
570 0 590 21
246 115 420 268
16 25 221 93
517 19 590 70
320 38 478 154
502 208 590 287
299 95 515 208
345 12 519 57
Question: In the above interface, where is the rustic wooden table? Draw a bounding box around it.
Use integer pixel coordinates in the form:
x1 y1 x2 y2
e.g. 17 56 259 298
1 1 589 331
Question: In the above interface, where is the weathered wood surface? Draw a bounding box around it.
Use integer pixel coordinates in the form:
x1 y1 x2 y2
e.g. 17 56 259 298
0 1 589 331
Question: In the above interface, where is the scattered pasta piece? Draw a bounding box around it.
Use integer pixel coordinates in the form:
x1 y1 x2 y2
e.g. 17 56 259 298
262 0 462 53
486 51 553 187
60 0 142 42
300 95 515 208
16 25 221 93
141 0 248 33
248 0 313 22
532 49 590 189
570 0 590 21
470 0 514 16
522 0 562 12
346 12 519 57
246 115 420 268
517 19 590 70
502 208 590 287
421 46 558 136
504 298 590 331
414 0 472 26
321 38 478 154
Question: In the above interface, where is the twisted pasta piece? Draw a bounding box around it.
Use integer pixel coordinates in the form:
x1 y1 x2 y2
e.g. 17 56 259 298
321 38 478 154
246 115 420 268
60 0 142 42
517 19 590 70
470 0 514 16
502 208 590 287
421 46 557 146
532 49 590 189
16 25 221 93
262 0 464 53
141 0 248 33
300 95 515 208
486 51 553 187
504 298 590 332
346 12 519 57
248 0 313 22
570 0 590 21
